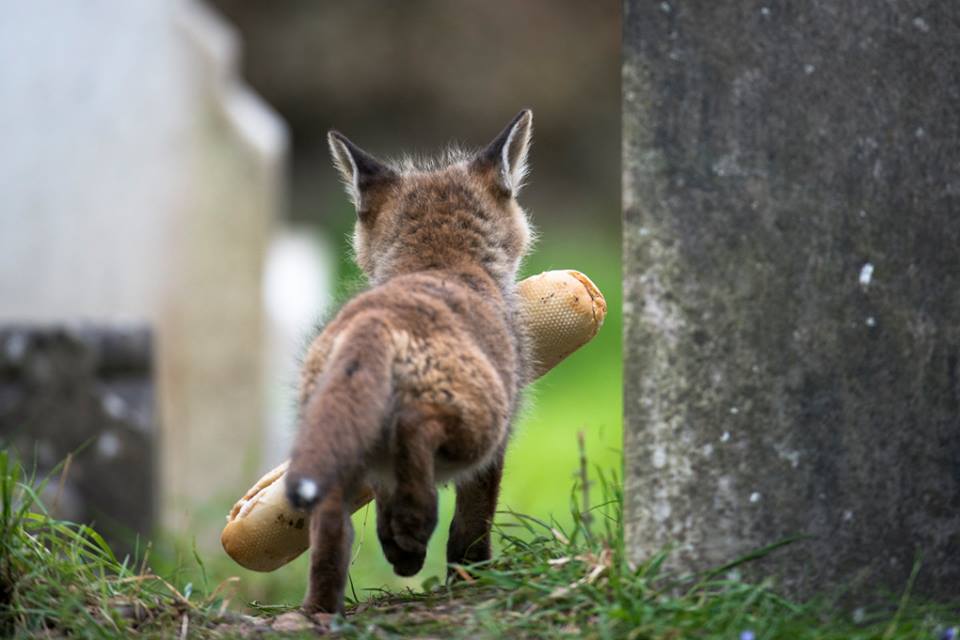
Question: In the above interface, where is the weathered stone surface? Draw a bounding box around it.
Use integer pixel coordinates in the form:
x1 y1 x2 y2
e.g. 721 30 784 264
0 326 155 555
623 1 960 597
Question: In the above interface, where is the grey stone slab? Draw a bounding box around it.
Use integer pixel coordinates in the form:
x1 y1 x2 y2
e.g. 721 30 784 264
623 0 960 598
0 326 155 557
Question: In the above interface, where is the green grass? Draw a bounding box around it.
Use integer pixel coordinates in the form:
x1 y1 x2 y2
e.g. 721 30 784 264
2 449 957 639
0 450 233 639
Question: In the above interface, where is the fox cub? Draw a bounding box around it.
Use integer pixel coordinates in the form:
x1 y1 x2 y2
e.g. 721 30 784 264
286 111 536 613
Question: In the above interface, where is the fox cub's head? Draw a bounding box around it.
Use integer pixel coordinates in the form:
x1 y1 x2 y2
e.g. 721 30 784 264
328 110 535 286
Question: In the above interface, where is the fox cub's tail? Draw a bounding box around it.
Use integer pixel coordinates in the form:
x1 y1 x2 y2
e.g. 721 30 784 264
286 315 394 510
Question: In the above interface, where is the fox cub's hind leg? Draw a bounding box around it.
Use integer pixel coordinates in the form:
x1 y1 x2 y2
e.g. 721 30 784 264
303 486 353 614
446 447 504 577
376 404 448 577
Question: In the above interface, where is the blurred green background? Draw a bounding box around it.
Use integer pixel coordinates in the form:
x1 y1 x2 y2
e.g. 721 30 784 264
167 0 621 605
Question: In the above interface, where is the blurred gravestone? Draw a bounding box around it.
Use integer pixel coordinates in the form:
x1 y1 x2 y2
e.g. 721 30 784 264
0 327 154 555
0 0 287 532
623 1 960 597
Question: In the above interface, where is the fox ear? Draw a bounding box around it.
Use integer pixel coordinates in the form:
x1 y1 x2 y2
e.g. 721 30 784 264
328 131 396 214
473 109 533 196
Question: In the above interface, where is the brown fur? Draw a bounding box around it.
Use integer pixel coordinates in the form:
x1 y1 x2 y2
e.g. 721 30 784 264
286 111 535 613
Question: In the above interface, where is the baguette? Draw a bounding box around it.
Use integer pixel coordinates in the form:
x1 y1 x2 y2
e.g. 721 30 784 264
222 269 606 571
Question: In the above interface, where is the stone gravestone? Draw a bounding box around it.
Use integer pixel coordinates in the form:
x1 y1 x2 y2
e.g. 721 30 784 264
0 0 287 533
623 1 960 598
0 327 155 555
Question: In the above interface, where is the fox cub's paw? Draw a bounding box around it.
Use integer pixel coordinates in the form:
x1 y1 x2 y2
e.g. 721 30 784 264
377 490 438 577
301 590 344 616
